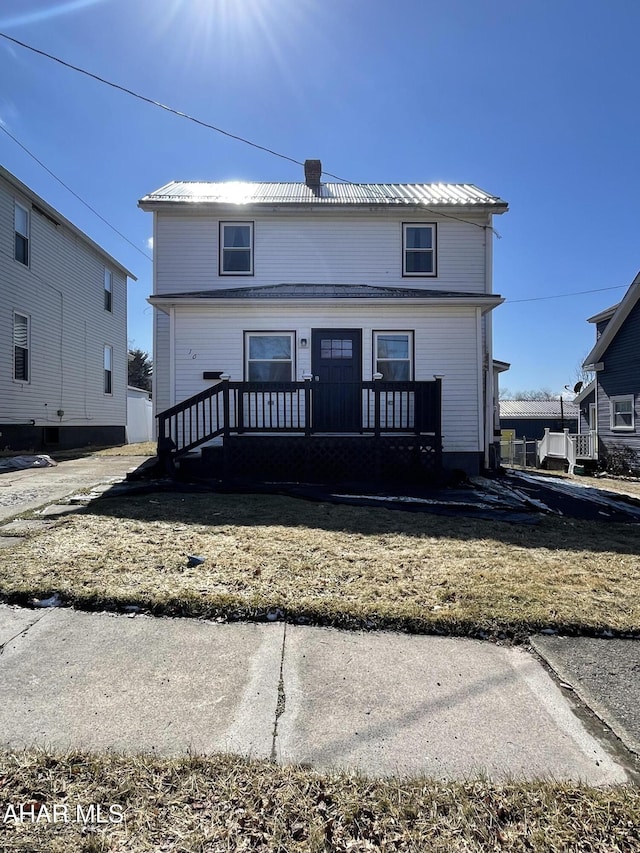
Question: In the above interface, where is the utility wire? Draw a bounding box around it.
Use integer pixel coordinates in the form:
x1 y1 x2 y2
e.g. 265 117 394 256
0 30 499 234
505 284 626 304
0 31 350 182
0 123 152 262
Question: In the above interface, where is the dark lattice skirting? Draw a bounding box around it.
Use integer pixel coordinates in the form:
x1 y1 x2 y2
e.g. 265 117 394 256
207 435 441 484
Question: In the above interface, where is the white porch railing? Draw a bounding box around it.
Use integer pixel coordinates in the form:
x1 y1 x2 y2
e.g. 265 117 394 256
537 429 597 473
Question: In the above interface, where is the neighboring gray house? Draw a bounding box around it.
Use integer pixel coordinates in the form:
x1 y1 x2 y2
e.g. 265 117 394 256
583 271 640 471
1 165 136 451
139 161 508 480
499 399 578 441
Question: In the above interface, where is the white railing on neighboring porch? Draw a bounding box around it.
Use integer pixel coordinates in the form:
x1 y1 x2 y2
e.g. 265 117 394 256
537 429 597 473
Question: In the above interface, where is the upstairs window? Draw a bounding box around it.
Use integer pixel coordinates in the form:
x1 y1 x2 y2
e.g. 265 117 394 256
104 269 113 312
403 223 436 276
611 396 634 430
13 313 30 382
104 345 113 394
15 202 30 266
374 331 413 380
245 332 294 381
220 222 253 275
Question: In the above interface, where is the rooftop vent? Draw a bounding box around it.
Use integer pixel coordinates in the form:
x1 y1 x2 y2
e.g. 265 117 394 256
304 159 322 188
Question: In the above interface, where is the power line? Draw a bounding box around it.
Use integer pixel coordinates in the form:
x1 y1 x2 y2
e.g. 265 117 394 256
0 30 501 234
505 284 626 304
0 123 152 262
0 31 351 182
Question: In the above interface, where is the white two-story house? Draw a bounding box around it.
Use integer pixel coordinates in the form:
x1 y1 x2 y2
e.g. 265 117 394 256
1 165 135 452
139 161 508 481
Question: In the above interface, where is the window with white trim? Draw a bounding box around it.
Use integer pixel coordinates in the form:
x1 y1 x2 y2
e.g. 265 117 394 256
220 222 253 274
403 223 436 276
13 313 30 382
104 268 113 311
374 331 413 380
245 332 294 381
610 395 634 430
14 202 30 266
104 345 113 394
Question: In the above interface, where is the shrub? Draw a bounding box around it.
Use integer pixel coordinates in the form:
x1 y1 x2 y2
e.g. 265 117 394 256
602 443 639 476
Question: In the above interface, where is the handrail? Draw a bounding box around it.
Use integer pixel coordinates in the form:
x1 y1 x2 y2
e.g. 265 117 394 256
157 378 442 458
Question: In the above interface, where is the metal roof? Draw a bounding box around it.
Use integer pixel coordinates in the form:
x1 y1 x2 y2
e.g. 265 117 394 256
499 400 579 419
139 181 507 209
149 283 504 301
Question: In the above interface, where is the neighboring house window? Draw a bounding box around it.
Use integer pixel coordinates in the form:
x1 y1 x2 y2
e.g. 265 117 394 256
13 313 30 382
104 345 113 394
245 332 294 381
220 222 253 275
14 202 30 266
610 395 634 430
403 223 436 276
104 269 113 311
374 331 413 380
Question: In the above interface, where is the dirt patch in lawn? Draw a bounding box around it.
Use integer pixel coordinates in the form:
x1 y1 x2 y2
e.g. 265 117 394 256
0 492 638 637
1 749 639 852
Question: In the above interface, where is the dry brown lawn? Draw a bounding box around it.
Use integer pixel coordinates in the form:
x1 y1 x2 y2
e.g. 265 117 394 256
0 492 638 635
1 749 638 852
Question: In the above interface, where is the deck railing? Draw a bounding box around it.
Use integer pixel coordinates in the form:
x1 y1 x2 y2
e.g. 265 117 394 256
158 378 442 457
537 428 597 473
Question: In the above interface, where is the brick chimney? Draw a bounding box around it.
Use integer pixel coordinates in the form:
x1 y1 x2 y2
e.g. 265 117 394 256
304 159 322 188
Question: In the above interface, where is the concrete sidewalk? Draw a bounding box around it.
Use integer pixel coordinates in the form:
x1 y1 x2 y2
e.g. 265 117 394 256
0 606 633 783
0 455 152 522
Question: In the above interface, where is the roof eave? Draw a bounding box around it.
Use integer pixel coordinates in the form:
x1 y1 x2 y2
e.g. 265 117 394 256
582 271 640 366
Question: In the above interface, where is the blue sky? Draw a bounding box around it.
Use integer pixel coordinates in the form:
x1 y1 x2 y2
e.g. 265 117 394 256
1 0 638 396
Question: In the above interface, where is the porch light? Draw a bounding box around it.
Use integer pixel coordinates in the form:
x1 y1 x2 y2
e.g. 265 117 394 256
373 372 383 380
302 373 313 380
300 337 308 348
433 374 444 380
220 373 230 381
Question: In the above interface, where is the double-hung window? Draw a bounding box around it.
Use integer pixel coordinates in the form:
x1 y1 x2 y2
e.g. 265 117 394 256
15 202 30 266
611 395 634 430
104 269 113 312
374 331 413 380
104 345 113 394
13 313 30 382
245 332 294 381
220 222 253 275
403 223 436 276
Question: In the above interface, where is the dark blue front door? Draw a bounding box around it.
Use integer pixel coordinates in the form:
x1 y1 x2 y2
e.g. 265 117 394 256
311 329 362 431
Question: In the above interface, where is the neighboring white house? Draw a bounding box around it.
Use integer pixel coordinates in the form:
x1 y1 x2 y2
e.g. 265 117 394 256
139 161 508 477
1 165 136 451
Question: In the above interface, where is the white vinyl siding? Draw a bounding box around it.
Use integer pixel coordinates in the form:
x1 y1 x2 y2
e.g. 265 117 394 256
0 174 128 427
611 395 634 430
167 302 481 454
154 210 488 296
